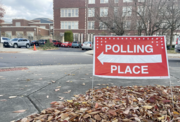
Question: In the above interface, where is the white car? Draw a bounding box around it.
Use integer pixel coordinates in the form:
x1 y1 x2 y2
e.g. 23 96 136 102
175 36 180 53
81 41 93 50
3 38 30 48
1 37 11 43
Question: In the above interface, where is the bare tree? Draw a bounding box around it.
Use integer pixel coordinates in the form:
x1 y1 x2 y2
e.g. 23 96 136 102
53 33 63 42
94 1 132 35
0 3 5 43
162 0 180 49
132 0 168 36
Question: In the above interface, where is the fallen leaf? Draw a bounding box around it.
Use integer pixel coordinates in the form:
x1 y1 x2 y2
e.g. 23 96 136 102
142 106 153 109
26 79 30 81
20 118 29 122
0 99 7 101
59 97 64 100
9 96 17 98
13 110 26 113
39 78 42 80
66 80 70 82
0 95 3 97
82 83 85 85
64 90 71 94
56 86 61 88
55 89 60 92
51 80 55 83
47 95 49 98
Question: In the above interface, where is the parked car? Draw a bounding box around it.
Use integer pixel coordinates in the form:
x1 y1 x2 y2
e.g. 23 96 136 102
3 38 30 48
38 39 48 46
71 41 81 48
175 37 180 52
30 40 39 46
81 41 93 50
1 37 11 43
61 42 72 47
54 41 62 47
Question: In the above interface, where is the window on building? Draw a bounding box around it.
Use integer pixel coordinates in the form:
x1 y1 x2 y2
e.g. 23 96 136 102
61 21 78 29
99 22 107 30
114 0 118 3
88 21 95 29
89 0 95 4
136 20 144 30
138 0 145 2
100 0 108 3
122 6 132 16
123 0 133 2
15 22 21 26
123 20 131 30
88 8 95 17
61 8 79 17
114 7 118 16
40 26 46 29
137 6 144 16
100 8 108 17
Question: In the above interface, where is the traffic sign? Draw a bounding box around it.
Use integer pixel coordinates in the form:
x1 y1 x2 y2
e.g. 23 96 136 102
93 36 170 79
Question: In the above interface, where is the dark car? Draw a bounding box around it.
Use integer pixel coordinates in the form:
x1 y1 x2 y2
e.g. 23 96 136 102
30 40 39 46
71 41 81 48
38 39 48 46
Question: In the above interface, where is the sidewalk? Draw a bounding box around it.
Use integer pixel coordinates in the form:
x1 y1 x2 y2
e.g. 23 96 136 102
85 50 180 58
0 64 180 121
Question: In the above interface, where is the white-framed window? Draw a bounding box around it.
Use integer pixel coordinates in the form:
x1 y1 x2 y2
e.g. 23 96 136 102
99 22 107 30
61 8 79 17
61 21 78 29
5 31 12 38
123 20 131 30
88 21 95 29
137 6 144 16
123 0 133 2
114 7 118 15
138 0 145 2
100 7 108 17
15 22 21 26
100 0 108 3
88 8 95 17
122 6 132 16
136 20 144 30
89 0 95 4
50 26 53 29
40 26 46 29
114 0 118 3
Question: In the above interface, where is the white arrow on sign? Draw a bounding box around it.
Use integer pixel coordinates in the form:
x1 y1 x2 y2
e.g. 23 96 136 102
97 52 162 65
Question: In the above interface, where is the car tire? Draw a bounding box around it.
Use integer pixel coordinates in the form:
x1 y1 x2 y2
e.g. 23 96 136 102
82 48 84 50
13 44 18 48
18 47 21 48
26 44 30 48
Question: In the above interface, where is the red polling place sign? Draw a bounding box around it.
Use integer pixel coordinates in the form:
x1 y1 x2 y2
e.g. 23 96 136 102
93 36 170 79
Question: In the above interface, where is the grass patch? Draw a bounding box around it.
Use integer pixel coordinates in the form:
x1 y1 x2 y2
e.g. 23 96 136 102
167 49 178 54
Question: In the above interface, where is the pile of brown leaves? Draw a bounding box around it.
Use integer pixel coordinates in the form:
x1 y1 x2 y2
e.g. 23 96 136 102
17 85 180 122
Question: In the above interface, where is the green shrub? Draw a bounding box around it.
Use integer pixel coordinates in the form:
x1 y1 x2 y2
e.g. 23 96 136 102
39 39 57 50
64 31 73 42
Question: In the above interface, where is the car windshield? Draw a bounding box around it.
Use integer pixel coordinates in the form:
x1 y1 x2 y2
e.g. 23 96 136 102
84 42 91 44
73 42 77 43
12 38 18 41
64 42 68 43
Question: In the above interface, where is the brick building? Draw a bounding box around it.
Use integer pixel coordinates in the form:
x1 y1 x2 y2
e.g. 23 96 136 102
1 18 53 41
53 0 179 45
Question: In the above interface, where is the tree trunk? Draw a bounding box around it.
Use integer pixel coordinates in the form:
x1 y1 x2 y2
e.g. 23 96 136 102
169 28 174 50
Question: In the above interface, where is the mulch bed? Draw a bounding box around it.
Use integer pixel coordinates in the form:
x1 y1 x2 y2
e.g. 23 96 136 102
17 85 180 122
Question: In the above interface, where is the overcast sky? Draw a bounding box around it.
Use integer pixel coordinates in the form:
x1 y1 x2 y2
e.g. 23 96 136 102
2 0 53 22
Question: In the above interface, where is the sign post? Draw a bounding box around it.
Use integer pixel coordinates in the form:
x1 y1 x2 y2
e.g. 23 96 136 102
93 36 170 79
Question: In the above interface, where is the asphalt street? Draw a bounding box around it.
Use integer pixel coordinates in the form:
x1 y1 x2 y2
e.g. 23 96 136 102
0 47 93 67
0 47 180 67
